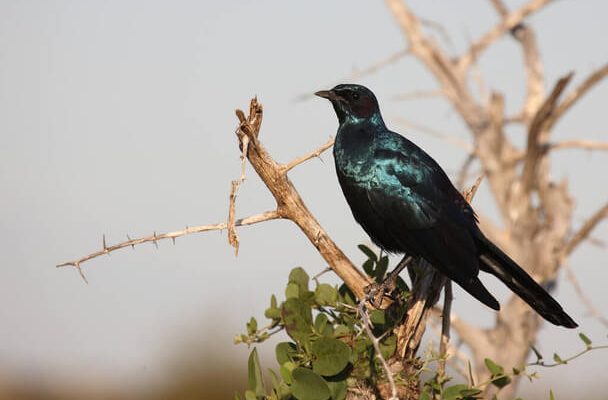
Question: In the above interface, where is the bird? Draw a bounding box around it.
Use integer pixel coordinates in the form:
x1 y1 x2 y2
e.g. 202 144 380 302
315 83 577 328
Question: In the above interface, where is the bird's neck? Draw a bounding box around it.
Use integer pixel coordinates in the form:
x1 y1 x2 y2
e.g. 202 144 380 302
334 114 384 167
340 112 386 130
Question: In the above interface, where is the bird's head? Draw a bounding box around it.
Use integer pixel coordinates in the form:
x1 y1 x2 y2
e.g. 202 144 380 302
315 84 382 125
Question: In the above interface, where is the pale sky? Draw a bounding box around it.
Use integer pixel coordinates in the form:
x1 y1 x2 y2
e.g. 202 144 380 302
0 0 606 397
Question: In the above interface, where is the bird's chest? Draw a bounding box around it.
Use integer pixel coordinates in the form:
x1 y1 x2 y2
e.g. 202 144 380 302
333 129 376 186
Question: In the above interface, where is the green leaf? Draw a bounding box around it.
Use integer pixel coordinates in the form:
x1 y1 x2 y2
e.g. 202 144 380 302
362 259 375 276
491 375 511 389
419 390 431 400
280 362 295 384
314 313 329 334
333 325 350 338
247 348 265 397
269 368 280 390
264 306 281 320
549 389 555 400
286 282 300 299
271 294 278 309
247 317 258 336
276 342 298 365
289 267 310 293
369 309 385 325
484 358 504 376
315 284 338 306
578 332 592 348
291 367 331 400
234 392 242 400
553 353 565 364
459 387 482 397
312 337 352 376
327 380 347 400
484 358 510 388
374 256 389 281
379 335 397 359
244 390 257 400
282 298 313 342
358 244 377 261
337 284 356 306
443 384 469 400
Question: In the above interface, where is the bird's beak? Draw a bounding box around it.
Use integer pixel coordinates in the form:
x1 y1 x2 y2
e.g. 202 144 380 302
314 90 337 100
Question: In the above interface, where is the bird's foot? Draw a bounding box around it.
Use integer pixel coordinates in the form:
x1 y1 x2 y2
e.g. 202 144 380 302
364 281 392 309
365 255 415 308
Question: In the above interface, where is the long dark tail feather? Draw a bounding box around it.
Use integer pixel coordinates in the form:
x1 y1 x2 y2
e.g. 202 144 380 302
460 277 500 311
476 235 578 328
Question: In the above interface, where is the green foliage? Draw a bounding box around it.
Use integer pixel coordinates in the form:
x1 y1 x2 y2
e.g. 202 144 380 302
236 245 607 399
237 246 412 399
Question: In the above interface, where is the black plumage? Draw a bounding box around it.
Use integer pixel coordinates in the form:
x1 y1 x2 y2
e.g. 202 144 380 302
316 84 577 328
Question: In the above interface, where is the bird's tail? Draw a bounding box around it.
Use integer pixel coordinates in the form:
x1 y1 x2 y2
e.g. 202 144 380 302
476 234 578 328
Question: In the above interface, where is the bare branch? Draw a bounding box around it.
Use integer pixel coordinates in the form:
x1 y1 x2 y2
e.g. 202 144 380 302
548 63 608 130
547 139 608 152
564 263 608 328
562 202 608 257
463 175 484 203
385 0 469 105
521 73 573 192
227 180 241 255
358 301 398 400
284 137 334 171
489 0 545 122
234 98 371 299
459 0 552 71
57 210 281 271
437 281 453 378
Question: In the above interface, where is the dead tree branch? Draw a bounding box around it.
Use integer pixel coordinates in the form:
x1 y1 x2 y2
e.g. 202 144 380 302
459 0 552 71
358 301 399 400
521 73 573 192
58 99 371 298
548 63 608 130
562 202 608 258
57 210 281 280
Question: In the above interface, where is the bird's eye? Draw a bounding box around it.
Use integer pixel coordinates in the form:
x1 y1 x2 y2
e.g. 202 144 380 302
352 92 360 100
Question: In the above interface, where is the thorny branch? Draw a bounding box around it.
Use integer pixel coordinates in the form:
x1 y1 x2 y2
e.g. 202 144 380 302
57 210 281 281
358 301 398 400
59 98 371 300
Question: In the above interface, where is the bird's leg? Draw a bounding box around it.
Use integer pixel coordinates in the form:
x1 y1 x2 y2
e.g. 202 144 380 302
365 255 414 308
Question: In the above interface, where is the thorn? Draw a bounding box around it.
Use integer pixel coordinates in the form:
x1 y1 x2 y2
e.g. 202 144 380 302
171 237 176 245
127 234 134 249
75 263 89 284
102 234 107 251
153 232 159 249
56 261 73 268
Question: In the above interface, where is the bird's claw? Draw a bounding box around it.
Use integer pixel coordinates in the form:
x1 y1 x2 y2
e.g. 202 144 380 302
364 282 389 308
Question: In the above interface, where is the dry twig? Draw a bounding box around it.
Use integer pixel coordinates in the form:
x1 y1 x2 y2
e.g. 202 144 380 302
358 301 399 400
562 202 608 258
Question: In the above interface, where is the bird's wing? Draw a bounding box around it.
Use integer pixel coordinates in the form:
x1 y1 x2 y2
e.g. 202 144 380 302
369 133 477 228
365 134 481 280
